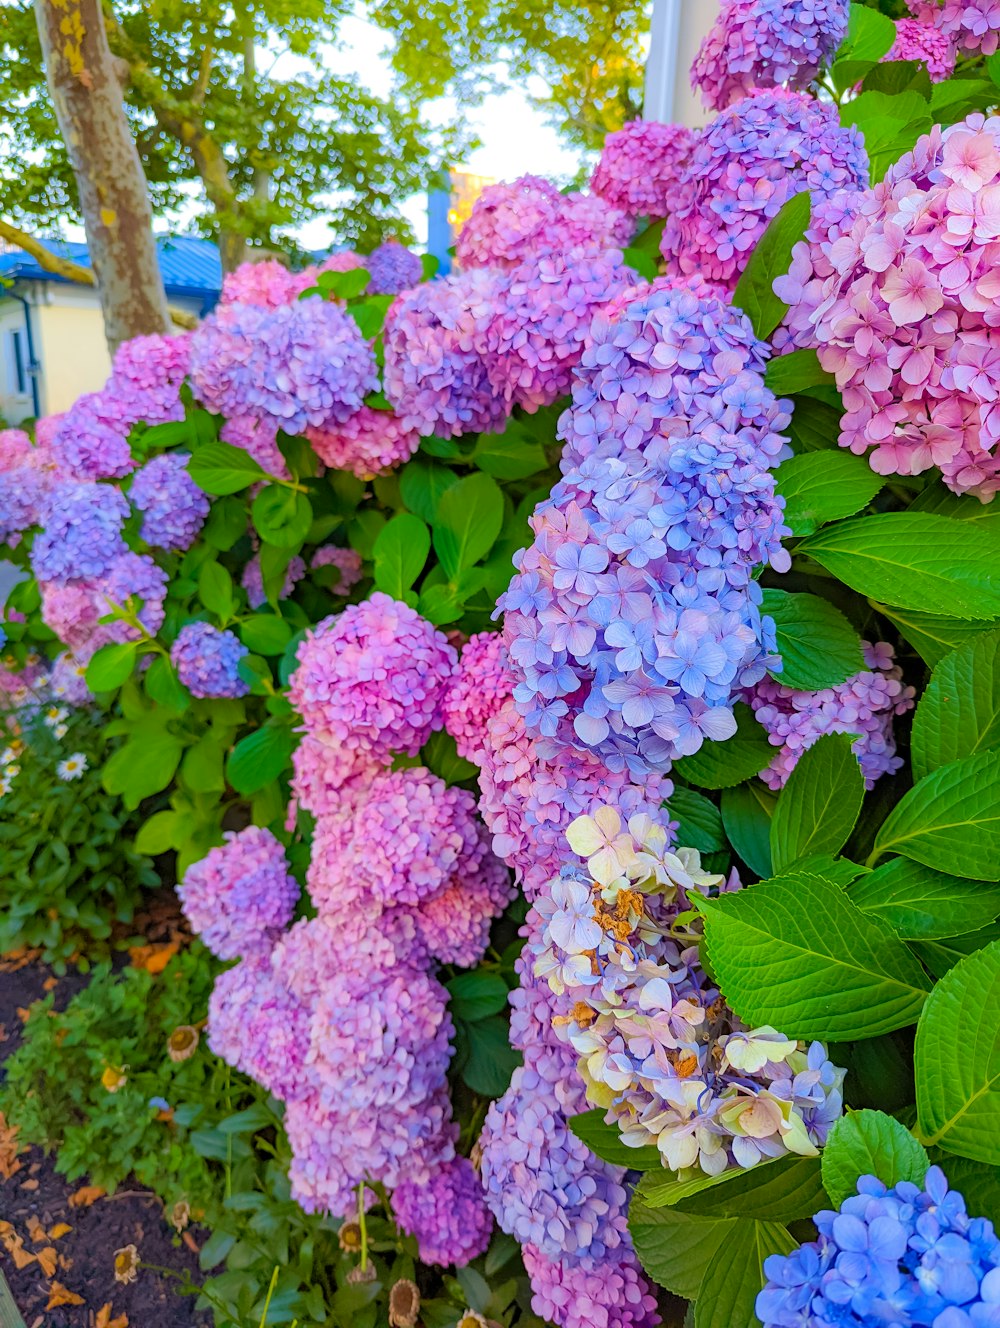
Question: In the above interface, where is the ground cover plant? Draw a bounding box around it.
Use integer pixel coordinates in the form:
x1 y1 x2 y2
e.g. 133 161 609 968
4 3 1000 1325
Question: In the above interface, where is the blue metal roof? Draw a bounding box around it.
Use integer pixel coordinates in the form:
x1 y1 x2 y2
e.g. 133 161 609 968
0 234 222 301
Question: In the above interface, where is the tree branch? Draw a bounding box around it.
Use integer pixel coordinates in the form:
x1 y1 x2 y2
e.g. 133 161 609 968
0 219 198 329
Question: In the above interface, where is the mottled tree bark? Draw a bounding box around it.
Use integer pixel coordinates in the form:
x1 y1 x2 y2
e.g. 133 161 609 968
34 0 172 350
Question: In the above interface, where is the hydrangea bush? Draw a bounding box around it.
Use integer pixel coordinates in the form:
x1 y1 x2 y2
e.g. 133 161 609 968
5 8 1000 1327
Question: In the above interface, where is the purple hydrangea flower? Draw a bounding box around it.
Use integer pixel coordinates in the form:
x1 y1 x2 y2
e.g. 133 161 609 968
129 453 210 552
171 621 250 699
364 240 423 295
31 482 130 584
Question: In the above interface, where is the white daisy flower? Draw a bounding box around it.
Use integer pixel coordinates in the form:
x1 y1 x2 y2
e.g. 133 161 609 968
56 753 87 781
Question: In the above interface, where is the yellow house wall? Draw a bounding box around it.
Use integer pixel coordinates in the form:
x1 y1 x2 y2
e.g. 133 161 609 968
34 302 112 416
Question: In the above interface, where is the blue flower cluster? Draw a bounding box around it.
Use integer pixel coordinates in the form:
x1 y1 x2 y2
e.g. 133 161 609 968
170 622 250 699
31 482 130 584
130 453 210 552
365 240 423 295
499 285 791 776
757 1167 1000 1327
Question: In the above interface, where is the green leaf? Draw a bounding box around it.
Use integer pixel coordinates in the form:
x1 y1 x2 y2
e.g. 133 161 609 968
568 1109 662 1171
667 788 725 854
731 190 811 339
762 589 864 691
770 734 865 873
417 581 465 625
821 1110 929 1208
252 485 313 548
460 1015 521 1097
872 750 1000 881
915 938 1000 1163
226 723 295 796
700 868 932 1040
134 810 182 855
202 495 248 551
911 482 1000 530
721 782 775 879
629 1199 733 1301
102 732 184 809
912 629 1000 783
764 349 835 396
640 1154 825 1222
143 655 190 711
776 451 885 536
876 603 1000 669
472 424 548 480
373 512 430 599
348 294 394 340
421 729 478 785
623 247 659 281
239 615 294 655
800 513 1000 619
182 734 225 793
838 3 897 62
198 561 235 619
188 440 267 495
674 703 773 790
316 267 370 299
786 395 843 453
446 971 510 1022
420 253 440 281
862 59 932 99
432 472 504 578
841 89 933 184
85 641 138 692
849 858 1000 941
398 457 458 524
911 925 1000 980
695 1220 796 1328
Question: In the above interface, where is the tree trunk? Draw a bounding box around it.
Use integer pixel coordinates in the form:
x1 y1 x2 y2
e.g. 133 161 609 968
34 0 172 351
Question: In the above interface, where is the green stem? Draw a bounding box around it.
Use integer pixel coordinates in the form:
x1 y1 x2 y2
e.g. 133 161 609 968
358 1183 369 1272
258 1265 280 1328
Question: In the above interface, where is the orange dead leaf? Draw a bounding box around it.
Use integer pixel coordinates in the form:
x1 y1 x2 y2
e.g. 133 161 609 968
94 1304 129 1328
129 941 179 974
0 1223 36 1271
69 1184 106 1208
20 1178 38 1191
0 1111 23 1180
49 1223 72 1240
42 976 58 992
0 1024 8 1042
15 1006 33 1024
26 1217 46 1244
46 1282 85 1309
36 1247 57 1277
181 1232 199 1255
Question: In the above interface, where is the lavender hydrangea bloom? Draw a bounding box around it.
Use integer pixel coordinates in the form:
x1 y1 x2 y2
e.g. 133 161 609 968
499 286 791 775
757 1167 1000 1327
523 1245 661 1328
390 1156 493 1267
49 393 135 480
661 89 868 288
189 297 377 434
130 453 210 552
171 622 250 699
31 482 130 584
456 175 563 269
364 240 423 294
692 0 850 111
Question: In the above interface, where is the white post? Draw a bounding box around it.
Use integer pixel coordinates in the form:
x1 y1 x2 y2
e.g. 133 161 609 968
643 0 722 130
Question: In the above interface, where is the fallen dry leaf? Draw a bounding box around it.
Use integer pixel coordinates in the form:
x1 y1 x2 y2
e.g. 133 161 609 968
20 1178 38 1191
42 976 58 992
0 1222 36 1271
46 1281 85 1309
129 940 179 974
69 1184 106 1208
94 1303 128 1328
0 1024 8 1042
26 1216 46 1243
49 1222 72 1240
36 1247 58 1278
0 1111 23 1179
15 1003 40 1023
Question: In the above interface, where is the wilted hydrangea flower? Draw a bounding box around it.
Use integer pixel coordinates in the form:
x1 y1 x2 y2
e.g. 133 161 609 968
391 1157 493 1267
171 622 250 699
591 119 698 219
789 114 1000 497
757 1167 1000 1327
179 826 299 961
307 405 420 478
288 594 456 760
31 482 130 584
365 240 423 294
484 246 636 412
189 297 377 435
661 89 868 288
130 453 210 552
692 0 850 110
383 269 510 438
456 176 563 269
442 632 510 763
499 285 790 775
742 641 916 789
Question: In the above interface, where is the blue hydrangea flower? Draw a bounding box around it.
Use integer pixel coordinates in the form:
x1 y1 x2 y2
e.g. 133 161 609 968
130 453 210 552
171 622 250 698
31 482 130 584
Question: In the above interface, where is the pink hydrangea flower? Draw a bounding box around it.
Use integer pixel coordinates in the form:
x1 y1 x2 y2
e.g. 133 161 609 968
443 632 511 763
306 405 420 477
591 120 697 219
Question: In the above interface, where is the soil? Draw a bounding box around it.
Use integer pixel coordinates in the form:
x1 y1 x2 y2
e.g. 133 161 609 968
0 931 212 1328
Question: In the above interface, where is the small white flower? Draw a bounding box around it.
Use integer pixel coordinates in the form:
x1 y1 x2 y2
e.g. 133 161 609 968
43 705 69 729
53 723 69 739
57 753 87 781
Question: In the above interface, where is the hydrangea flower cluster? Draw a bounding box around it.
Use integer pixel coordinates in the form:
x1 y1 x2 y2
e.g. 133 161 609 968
242 553 306 610
189 297 377 435
757 1166 1000 1327
442 631 510 763
311 544 363 596
178 826 299 961
220 258 316 309
306 404 420 478
591 120 697 220
742 640 916 789
887 16 957 80
785 114 1000 498
499 285 791 776
129 453 210 552
31 483 130 585
691 0 850 111
195 597 507 1250
529 806 845 1174
170 622 250 699
365 240 423 294
661 90 868 288
773 187 867 353
912 0 1000 55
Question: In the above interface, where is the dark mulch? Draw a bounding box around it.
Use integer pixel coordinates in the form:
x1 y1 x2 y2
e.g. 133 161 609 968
0 952 212 1328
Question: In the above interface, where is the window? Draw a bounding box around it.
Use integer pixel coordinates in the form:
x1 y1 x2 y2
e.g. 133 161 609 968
10 329 25 394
